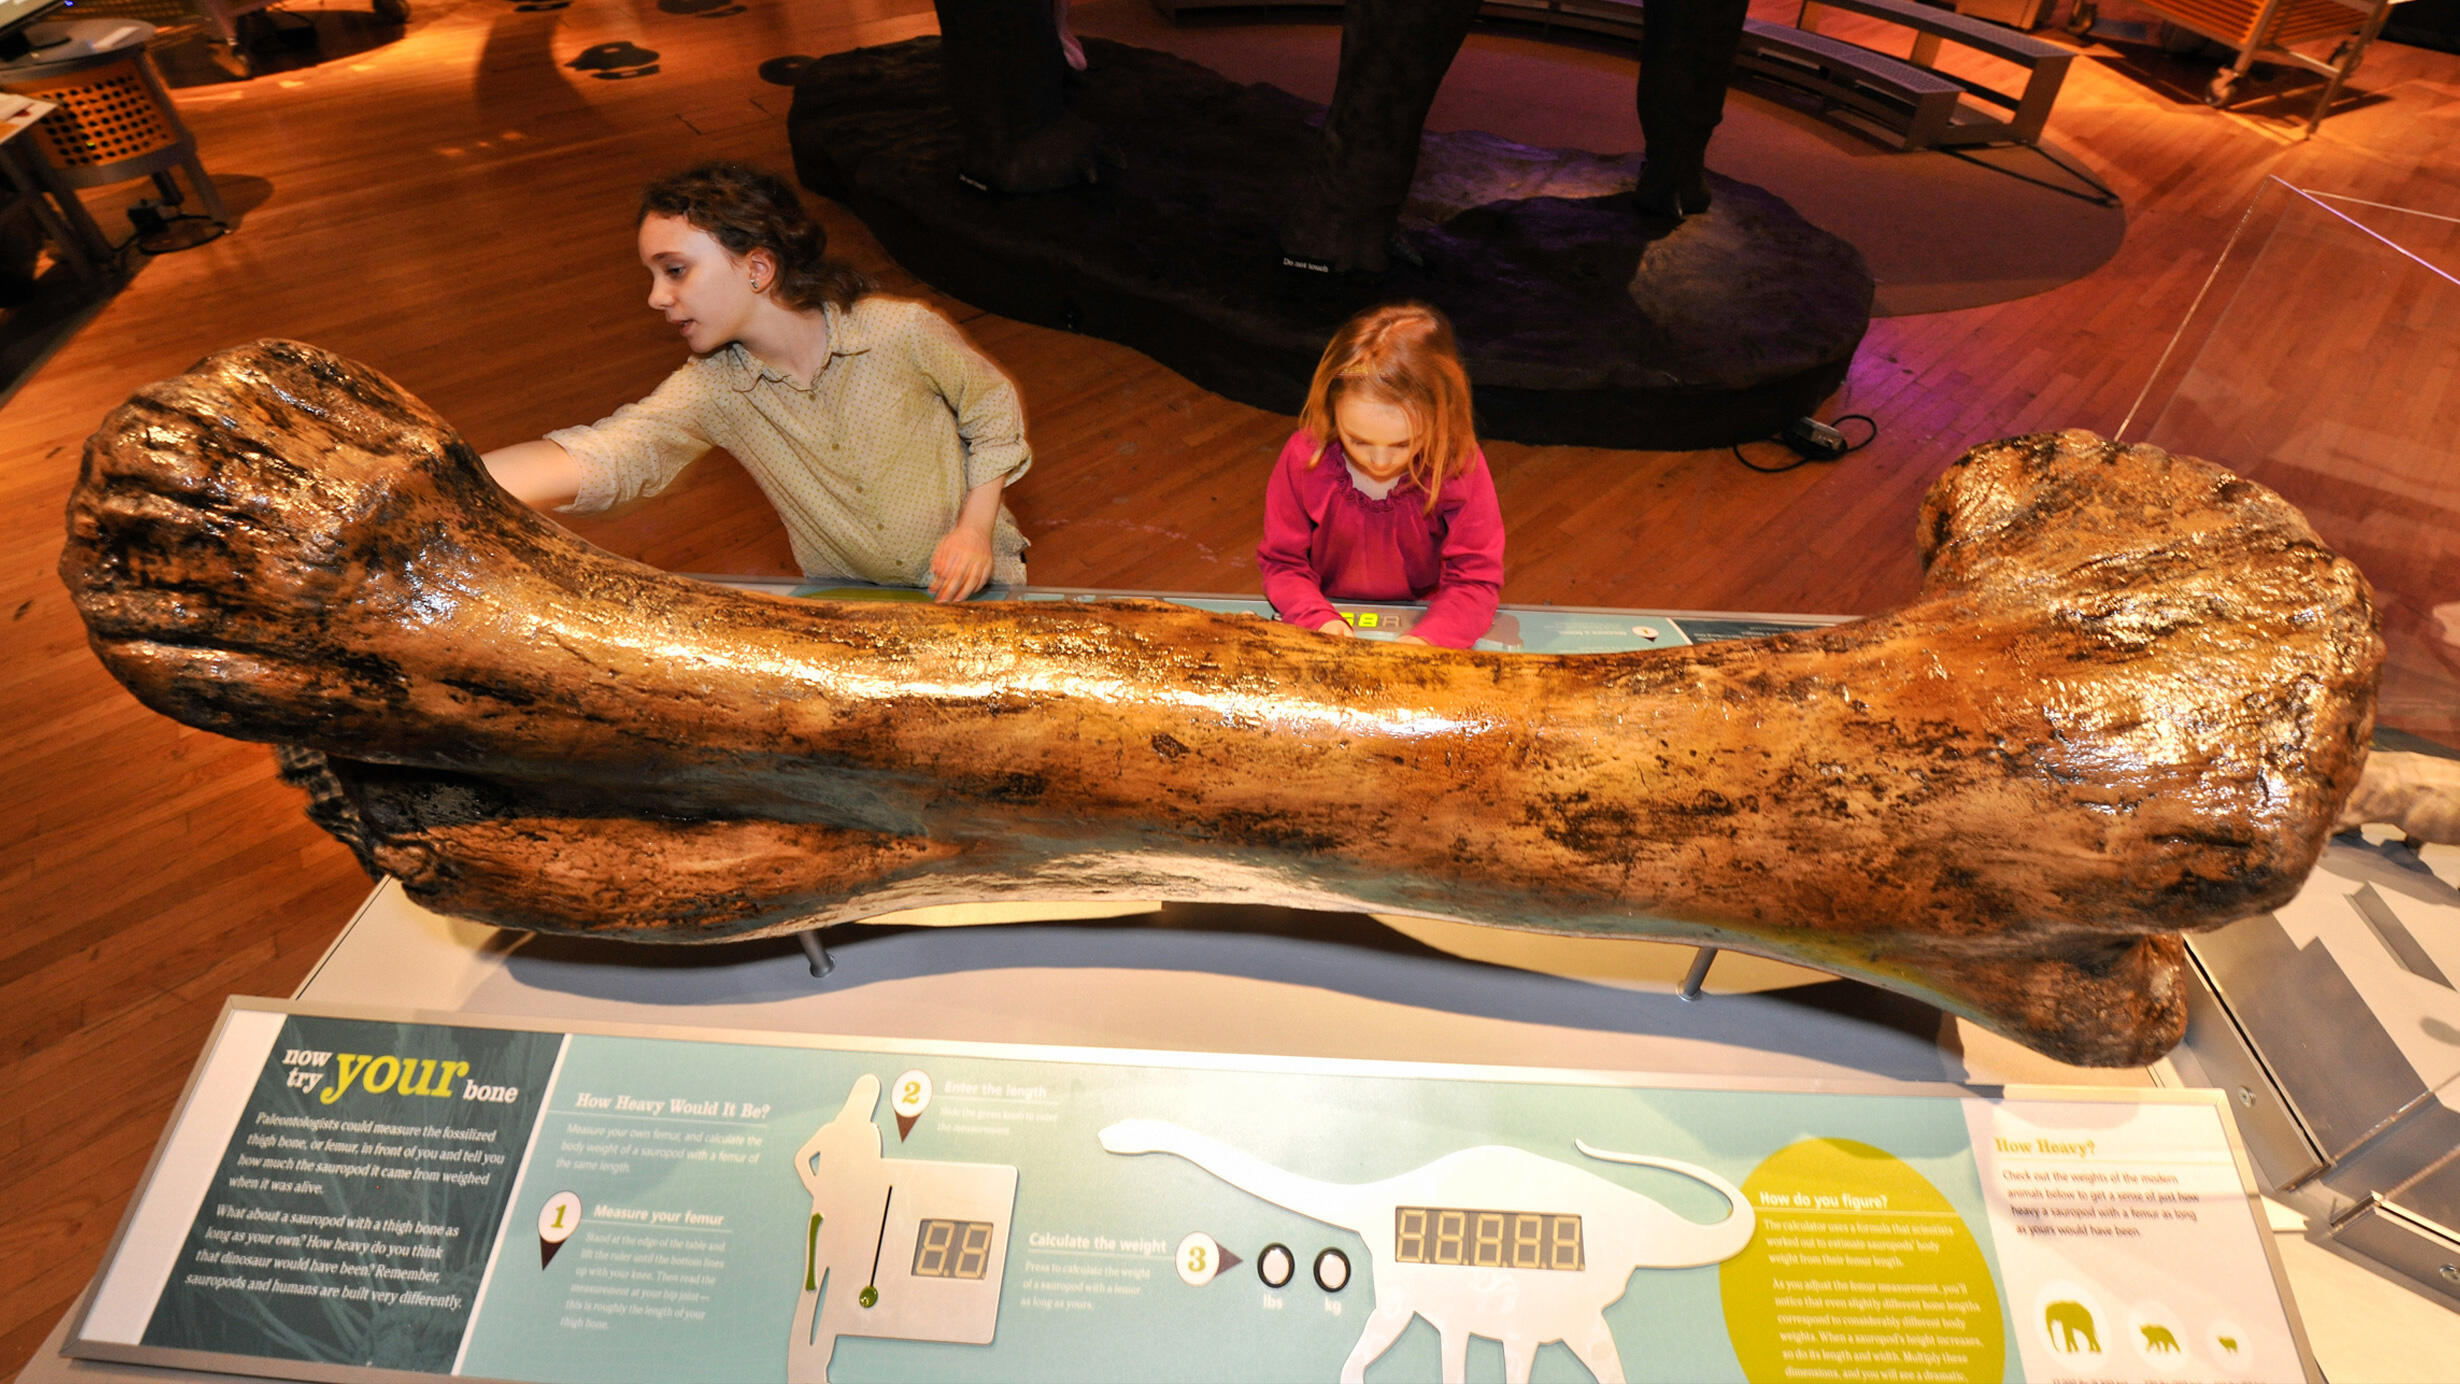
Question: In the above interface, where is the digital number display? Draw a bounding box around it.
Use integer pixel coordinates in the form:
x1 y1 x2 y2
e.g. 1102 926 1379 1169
1338 610 1408 630
1393 1207 1583 1271
911 1218 995 1279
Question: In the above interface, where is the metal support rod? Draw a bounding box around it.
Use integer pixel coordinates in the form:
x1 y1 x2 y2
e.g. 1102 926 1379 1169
797 928 835 979
1679 946 1719 1001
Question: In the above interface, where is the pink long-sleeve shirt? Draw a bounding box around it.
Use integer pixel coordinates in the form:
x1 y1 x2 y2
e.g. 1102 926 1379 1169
1256 431 1505 649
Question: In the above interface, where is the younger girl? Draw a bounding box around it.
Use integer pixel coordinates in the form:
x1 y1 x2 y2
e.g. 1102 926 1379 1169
1257 303 1504 648
483 161 1031 602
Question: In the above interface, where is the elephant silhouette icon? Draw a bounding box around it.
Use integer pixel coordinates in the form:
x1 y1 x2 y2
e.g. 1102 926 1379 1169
2142 1323 2182 1352
2045 1299 2100 1352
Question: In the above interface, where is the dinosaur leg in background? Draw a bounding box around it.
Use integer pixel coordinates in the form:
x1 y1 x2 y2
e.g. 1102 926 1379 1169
933 0 1098 192
1277 0 1484 273
1635 0 1750 218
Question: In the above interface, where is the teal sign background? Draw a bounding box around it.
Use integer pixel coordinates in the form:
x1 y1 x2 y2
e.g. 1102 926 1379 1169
457 1038 2009 1383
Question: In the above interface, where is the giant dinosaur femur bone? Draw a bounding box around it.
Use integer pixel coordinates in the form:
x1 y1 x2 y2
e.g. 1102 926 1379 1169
62 342 2383 1067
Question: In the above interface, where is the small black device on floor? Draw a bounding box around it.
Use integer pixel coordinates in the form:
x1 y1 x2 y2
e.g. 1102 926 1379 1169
1780 415 1851 460
1732 413 1877 473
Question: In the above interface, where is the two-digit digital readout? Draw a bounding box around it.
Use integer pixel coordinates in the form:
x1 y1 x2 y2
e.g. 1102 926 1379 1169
911 1219 996 1279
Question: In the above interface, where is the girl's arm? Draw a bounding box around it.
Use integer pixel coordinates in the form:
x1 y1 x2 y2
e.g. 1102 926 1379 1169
480 439 585 510
905 304 1034 493
1406 451 1505 649
906 304 1032 601
1257 436 1347 634
511 366 718 514
929 473 1007 602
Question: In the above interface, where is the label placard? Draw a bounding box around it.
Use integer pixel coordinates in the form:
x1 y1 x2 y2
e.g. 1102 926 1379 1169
73 1003 2314 1383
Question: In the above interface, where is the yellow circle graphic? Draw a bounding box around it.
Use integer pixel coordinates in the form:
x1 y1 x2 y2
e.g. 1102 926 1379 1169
1720 1138 2004 1384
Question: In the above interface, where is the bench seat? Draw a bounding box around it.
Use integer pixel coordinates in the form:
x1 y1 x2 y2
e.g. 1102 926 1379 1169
1798 0 2075 145
1735 17 1965 149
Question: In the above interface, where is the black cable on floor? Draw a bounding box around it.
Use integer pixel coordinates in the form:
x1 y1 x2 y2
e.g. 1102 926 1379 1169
1730 414 1878 473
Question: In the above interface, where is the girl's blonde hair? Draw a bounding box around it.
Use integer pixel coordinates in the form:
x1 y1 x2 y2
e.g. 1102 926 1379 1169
1298 302 1477 513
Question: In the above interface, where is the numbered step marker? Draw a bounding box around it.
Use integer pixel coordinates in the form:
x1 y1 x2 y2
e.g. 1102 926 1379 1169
892 1069 932 1141
537 1191 582 1268
1176 1231 1241 1286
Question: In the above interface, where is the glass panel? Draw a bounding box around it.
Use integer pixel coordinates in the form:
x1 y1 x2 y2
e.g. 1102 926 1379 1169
2125 178 2460 746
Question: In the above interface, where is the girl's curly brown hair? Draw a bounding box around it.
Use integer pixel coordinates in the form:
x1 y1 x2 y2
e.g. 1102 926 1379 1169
639 161 872 312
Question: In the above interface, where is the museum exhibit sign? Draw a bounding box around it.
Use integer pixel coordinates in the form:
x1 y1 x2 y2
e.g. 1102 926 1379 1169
70 1000 2318 1383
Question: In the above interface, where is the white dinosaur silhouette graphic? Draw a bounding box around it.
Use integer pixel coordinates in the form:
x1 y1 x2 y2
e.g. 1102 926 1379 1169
790 1075 1016 1382
1100 1119 1755 1384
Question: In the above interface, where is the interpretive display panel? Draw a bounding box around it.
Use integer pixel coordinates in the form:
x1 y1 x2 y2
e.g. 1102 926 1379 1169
73 1003 2316 1383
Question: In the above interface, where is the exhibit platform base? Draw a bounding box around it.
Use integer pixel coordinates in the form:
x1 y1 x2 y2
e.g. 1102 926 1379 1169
788 37 1871 450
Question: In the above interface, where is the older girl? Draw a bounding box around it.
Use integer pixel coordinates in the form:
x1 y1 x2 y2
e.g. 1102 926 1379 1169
484 161 1031 602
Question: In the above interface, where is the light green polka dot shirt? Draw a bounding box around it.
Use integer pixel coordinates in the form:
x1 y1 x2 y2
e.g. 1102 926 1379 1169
549 295 1031 586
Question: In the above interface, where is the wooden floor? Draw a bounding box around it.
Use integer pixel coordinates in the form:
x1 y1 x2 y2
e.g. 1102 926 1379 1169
4 0 2457 1366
